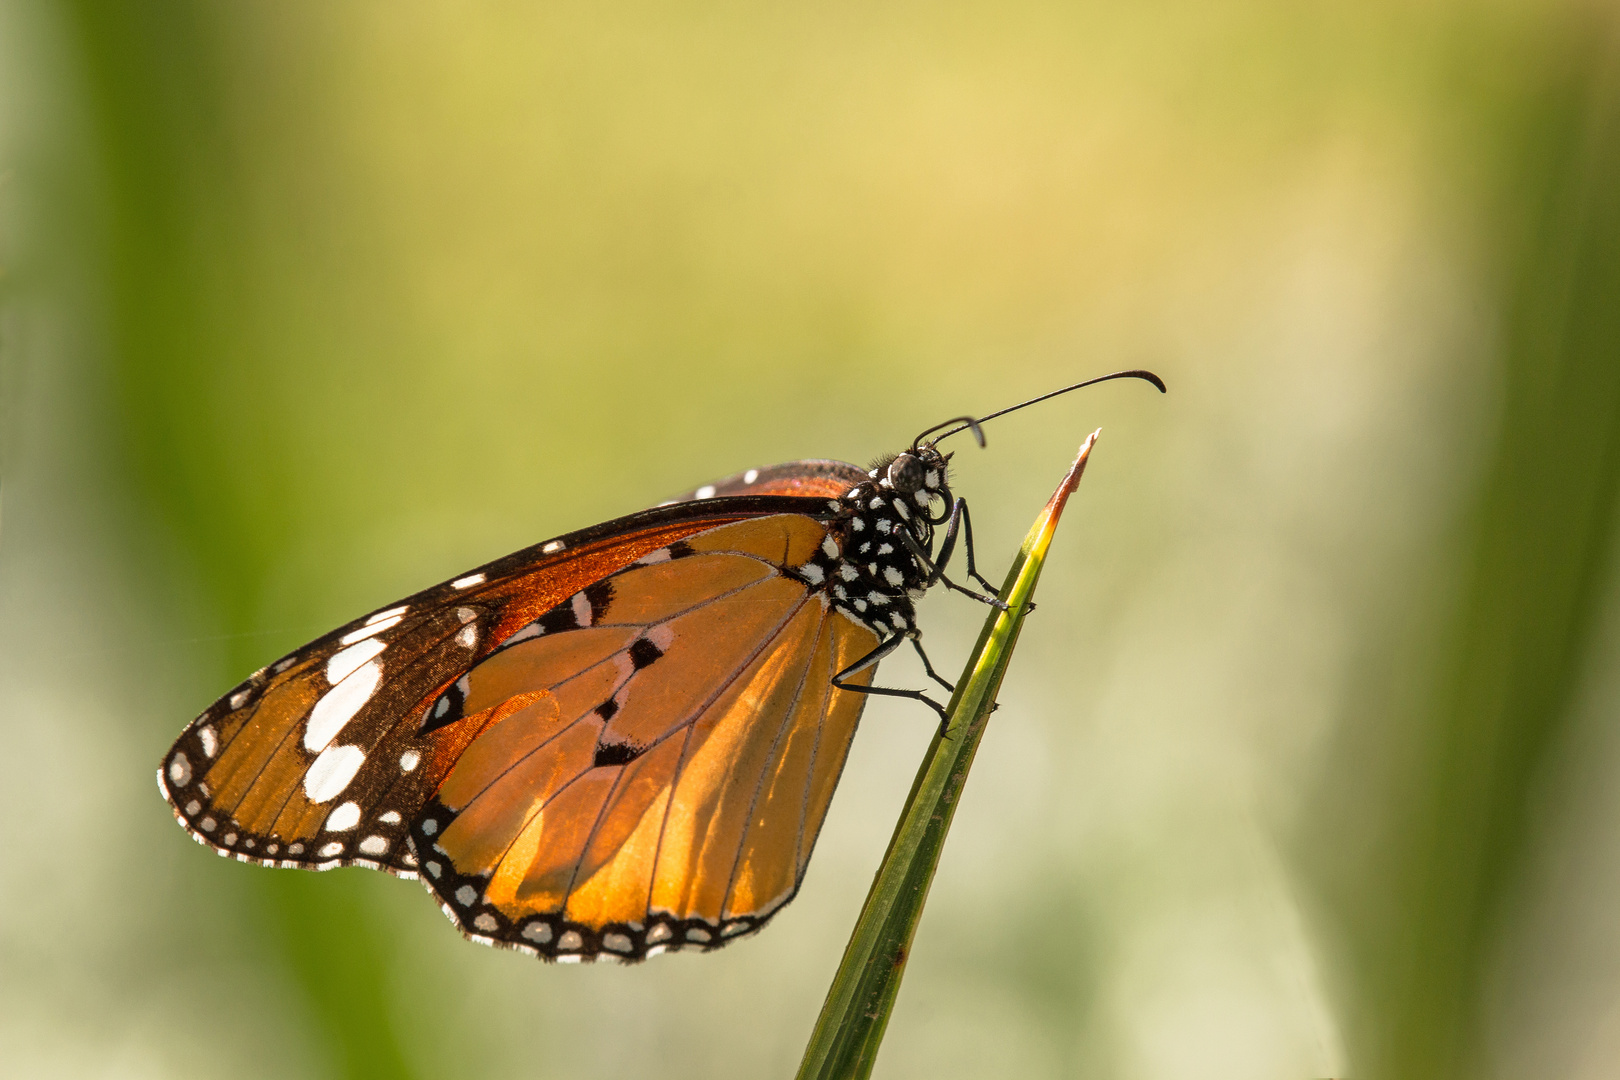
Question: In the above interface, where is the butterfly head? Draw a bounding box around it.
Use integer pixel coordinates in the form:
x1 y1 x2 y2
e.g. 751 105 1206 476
868 444 953 522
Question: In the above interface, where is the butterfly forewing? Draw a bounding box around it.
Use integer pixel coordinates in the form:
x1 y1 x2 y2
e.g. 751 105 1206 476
159 498 845 879
667 459 868 503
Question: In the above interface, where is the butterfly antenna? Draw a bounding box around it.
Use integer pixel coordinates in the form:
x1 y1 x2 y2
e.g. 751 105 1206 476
911 415 985 451
917 368 1166 449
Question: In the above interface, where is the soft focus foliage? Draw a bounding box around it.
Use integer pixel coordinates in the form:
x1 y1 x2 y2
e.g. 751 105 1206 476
2 2 1617 1078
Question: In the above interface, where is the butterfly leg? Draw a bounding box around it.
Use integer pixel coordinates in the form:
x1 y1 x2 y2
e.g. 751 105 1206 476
947 499 1007 598
832 634 952 737
905 499 1008 609
910 636 956 694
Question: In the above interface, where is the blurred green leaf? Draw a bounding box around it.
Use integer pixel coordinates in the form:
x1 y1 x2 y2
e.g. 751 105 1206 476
1318 16 1620 1078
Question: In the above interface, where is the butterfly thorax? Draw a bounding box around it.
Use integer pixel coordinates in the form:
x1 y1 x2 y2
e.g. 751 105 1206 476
794 447 950 639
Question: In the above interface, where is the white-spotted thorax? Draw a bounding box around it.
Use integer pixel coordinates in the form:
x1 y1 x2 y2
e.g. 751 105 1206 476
792 446 952 639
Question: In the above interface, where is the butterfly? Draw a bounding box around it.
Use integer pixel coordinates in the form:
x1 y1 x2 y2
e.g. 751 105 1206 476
158 370 1163 963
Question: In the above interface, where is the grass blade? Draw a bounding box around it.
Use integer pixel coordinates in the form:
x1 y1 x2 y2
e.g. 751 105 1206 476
796 430 1103 1080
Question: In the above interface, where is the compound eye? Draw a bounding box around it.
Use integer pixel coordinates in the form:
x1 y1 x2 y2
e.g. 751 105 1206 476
887 453 926 493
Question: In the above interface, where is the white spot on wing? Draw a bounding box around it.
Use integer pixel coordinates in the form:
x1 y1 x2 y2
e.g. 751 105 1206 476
558 930 583 950
341 614 402 645
367 606 408 625
646 923 672 943
318 841 344 857
328 637 386 684
456 625 478 649
325 801 361 831
542 540 565 554
743 469 759 484
800 564 825 584
572 592 593 627
695 485 716 499
821 536 839 558
168 753 191 787
474 913 498 932
452 573 486 589
603 933 632 953
358 835 389 855
378 810 402 824
522 922 553 943
229 690 249 709
305 659 382 751
198 726 217 758
399 750 420 772
883 566 904 586
455 885 478 907
304 745 366 803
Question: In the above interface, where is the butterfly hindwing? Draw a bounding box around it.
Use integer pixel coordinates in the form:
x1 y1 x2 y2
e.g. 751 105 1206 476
408 514 880 961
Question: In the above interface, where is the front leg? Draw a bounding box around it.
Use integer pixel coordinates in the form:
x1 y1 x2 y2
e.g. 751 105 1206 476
906 498 1006 609
947 498 1004 598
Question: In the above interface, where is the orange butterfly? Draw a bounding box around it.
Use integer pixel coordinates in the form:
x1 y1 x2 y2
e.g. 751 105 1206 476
158 371 1162 963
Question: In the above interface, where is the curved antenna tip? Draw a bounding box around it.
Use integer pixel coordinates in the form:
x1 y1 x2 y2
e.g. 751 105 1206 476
1114 368 1167 393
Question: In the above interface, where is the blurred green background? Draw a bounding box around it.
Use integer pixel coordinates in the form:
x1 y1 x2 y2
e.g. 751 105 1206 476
3 1 1619 1077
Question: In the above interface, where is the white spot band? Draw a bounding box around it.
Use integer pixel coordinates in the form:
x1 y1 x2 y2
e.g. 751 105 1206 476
305 659 383 751
304 745 366 803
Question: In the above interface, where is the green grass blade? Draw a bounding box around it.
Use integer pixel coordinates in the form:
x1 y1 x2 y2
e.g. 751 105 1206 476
796 430 1103 1080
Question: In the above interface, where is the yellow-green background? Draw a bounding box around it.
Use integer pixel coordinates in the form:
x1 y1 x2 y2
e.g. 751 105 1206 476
4 2 1619 1078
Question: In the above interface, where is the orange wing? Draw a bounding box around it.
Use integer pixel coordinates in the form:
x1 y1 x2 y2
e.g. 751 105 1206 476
157 495 859 880
411 513 879 961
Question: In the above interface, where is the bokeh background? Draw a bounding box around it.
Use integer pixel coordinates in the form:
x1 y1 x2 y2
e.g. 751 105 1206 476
3 2 1619 1078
